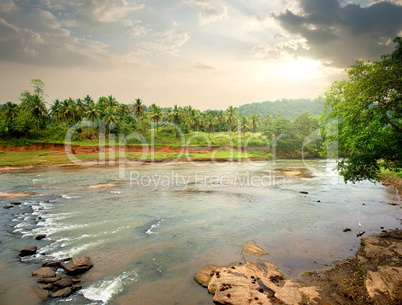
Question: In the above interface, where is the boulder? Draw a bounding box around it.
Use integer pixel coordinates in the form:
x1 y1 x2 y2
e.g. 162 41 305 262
365 266 402 301
3 204 13 209
35 234 47 240
61 256 93 275
53 278 73 289
32 267 56 279
19 246 37 257
32 285 50 301
242 241 268 256
299 191 309 194
194 265 218 287
42 260 61 268
37 276 61 284
52 287 73 298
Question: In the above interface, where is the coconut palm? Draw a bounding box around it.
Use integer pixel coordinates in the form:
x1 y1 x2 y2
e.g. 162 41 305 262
1 101 18 122
85 102 100 137
226 105 236 134
217 110 225 132
102 106 118 133
50 99 63 126
167 104 181 125
250 113 260 133
21 92 48 132
147 104 163 133
131 98 145 121
204 114 216 137
61 98 77 126
237 116 249 140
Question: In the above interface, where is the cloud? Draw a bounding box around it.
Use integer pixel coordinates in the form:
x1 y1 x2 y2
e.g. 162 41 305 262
184 0 228 24
0 0 17 13
270 0 402 66
136 30 191 56
194 62 215 69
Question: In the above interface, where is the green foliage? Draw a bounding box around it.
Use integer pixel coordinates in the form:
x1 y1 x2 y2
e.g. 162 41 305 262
238 98 324 120
321 37 402 183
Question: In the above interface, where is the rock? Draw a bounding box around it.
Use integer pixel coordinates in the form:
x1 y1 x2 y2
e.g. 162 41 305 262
35 234 47 240
51 287 73 298
299 191 309 194
194 265 218 287
357 230 365 237
32 285 50 301
37 276 61 284
200 261 319 305
365 266 402 301
53 278 73 289
19 246 37 257
242 241 268 256
42 260 61 268
61 256 93 275
32 267 56 278
72 284 82 291
3 204 13 209
71 278 81 284
10 202 22 205
88 183 116 189
343 228 351 232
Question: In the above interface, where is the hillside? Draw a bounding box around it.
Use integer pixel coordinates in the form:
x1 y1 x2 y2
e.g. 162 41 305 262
238 98 324 120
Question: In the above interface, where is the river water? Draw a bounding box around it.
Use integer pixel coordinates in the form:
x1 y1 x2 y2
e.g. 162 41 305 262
0 160 400 305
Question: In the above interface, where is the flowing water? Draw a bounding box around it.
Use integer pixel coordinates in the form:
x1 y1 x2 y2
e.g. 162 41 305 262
0 160 400 305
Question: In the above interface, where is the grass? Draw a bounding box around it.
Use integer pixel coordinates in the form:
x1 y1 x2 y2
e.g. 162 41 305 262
0 148 271 167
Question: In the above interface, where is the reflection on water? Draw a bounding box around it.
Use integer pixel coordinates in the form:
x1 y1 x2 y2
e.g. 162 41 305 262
0 160 400 305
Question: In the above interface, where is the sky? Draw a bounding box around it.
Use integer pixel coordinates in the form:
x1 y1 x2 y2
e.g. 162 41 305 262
0 0 401 110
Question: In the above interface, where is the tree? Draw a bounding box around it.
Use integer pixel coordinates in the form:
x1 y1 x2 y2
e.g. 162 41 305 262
322 37 402 182
21 91 47 133
167 104 181 125
250 113 260 133
131 98 145 121
85 102 100 137
217 110 225 132
148 104 163 133
237 116 249 140
204 114 216 137
1 101 18 122
102 106 118 133
226 106 236 134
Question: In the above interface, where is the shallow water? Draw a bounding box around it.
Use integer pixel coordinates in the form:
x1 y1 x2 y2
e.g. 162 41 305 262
0 160 400 305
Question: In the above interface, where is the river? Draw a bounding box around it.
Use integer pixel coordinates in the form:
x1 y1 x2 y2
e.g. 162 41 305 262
0 159 400 304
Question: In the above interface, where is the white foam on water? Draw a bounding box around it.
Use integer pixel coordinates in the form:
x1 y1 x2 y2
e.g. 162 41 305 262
50 241 101 259
81 270 138 304
111 191 121 194
145 218 166 235
62 194 82 200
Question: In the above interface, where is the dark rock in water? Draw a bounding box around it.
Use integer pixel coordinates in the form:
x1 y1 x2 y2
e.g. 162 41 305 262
71 278 81 284
32 267 56 278
53 278 73 289
72 284 82 291
32 285 50 301
343 228 352 232
19 246 37 257
52 287 73 298
357 230 365 237
42 260 61 268
35 234 47 240
61 256 93 275
37 276 61 284
299 191 309 194
317 200 321 202
3 204 13 209
10 202 22 205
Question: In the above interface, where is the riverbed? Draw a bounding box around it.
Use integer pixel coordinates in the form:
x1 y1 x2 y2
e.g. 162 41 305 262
0 160 400 304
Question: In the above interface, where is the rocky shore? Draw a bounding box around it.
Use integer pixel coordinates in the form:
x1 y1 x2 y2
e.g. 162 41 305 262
195 230 402 305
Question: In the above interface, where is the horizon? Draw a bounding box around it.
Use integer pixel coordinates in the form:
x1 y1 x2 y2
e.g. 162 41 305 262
1 0 401 110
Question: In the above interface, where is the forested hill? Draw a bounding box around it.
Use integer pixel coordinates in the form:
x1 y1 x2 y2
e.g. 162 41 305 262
238 98 324 120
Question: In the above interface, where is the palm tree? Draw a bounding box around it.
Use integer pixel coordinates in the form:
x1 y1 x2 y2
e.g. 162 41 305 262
217 110 225 132
85 102 100 137
237 116 249 140
204 114 216 137
102 106 118 133
21 92 48 132
1 101 18 122
250 113 260 133
50 99 63 126
131 98 145 121
147 104 163 133
167 104 181 125
226 105 236 134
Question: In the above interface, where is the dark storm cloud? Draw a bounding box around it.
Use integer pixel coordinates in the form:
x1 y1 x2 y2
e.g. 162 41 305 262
273 0 402 66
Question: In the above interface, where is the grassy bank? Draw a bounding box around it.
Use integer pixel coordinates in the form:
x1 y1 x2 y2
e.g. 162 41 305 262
0 148 271 168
